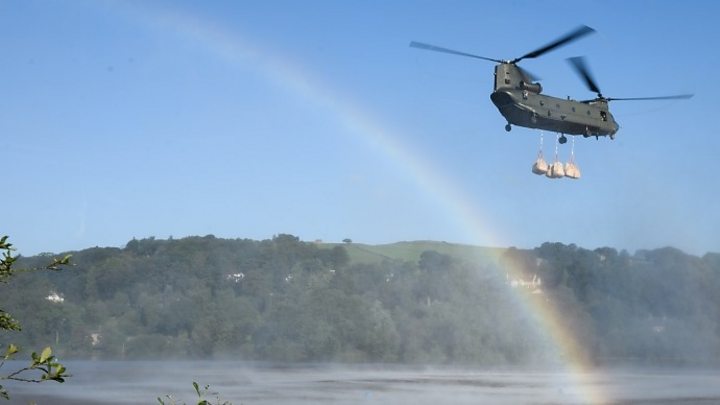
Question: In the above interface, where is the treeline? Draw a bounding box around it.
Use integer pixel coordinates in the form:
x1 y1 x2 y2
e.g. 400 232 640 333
2 235 719 365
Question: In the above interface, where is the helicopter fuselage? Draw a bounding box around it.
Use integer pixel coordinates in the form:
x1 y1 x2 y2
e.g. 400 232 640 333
490 63 619 137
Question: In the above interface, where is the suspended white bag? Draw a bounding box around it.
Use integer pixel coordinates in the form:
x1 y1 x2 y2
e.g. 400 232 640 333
545 161 564 178
564 137 581 179
532 155 548 175
551 161 565 178
532 132 548 175
545 133 565 178
564 162 581 179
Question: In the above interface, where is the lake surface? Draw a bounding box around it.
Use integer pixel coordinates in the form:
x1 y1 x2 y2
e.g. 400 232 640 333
4 361 720 404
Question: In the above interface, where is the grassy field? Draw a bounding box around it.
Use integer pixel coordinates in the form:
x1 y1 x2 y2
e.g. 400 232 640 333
319 240 507 266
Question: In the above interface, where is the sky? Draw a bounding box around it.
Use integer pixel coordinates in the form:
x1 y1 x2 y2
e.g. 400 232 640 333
2 0 719 256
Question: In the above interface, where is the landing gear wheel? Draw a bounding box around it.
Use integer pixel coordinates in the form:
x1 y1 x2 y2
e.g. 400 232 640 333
559 135 567 144
505 124 512 132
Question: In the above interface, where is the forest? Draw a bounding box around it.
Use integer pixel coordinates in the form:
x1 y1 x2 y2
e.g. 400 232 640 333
2 235 719 366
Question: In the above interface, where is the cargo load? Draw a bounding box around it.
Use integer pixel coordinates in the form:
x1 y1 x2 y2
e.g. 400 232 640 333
532 154 548 175
532 132 548 175
546 161 565 178
564 136 581 179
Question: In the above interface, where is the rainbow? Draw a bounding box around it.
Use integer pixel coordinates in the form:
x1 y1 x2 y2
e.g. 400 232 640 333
115 4 606 403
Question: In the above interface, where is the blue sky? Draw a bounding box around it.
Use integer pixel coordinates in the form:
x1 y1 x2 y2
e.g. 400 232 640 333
3 0 718 255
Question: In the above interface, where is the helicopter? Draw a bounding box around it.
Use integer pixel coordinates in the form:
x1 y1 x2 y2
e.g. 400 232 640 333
410 26 692 144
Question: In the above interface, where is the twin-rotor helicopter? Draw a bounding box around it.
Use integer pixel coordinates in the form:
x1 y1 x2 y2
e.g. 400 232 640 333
410 26 692 144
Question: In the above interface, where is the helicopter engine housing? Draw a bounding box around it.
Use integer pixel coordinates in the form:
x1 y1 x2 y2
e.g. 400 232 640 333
520 81 542 94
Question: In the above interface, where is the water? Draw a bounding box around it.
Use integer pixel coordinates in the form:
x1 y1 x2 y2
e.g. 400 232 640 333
4 361 720 404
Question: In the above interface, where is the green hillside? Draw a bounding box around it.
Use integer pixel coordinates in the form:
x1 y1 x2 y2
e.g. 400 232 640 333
321 240 505 266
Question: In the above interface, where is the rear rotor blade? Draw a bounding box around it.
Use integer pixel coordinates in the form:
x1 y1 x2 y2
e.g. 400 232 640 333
567 56 602 96
607 94 694 101
409 41 503 63
517 65 541 82
512 25 595 63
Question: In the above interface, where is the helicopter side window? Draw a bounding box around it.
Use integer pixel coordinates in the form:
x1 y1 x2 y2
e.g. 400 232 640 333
600 111 607 121
587 110 591 115
572 106 576 112
504 78 511 85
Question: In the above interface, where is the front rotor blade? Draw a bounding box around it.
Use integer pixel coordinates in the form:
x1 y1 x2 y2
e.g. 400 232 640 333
513 25 595 63
409 41 503 63
567 56 602 96
607 94 694 101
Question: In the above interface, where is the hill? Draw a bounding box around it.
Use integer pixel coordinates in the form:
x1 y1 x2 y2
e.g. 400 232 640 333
2 235 719 365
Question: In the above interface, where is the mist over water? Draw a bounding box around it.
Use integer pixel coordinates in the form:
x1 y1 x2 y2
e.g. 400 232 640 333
6 361 720 405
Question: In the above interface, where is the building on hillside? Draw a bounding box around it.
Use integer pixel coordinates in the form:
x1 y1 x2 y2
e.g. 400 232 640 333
506 273 543 294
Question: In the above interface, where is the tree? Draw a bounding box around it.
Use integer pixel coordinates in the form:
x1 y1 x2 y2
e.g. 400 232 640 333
0 236 71 400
